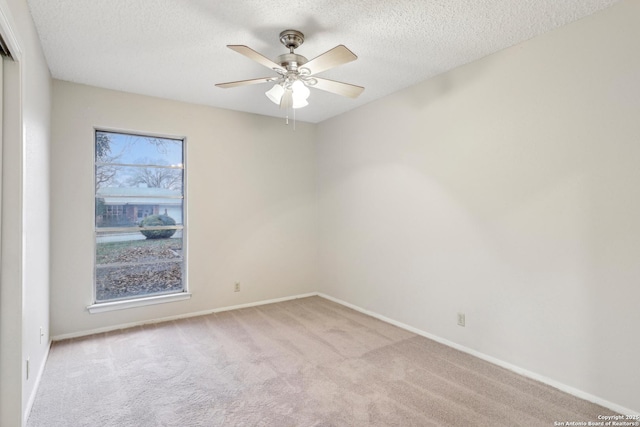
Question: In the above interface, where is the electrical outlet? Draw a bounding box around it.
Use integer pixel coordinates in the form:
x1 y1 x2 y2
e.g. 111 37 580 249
457 313 466 327
234 282 241 292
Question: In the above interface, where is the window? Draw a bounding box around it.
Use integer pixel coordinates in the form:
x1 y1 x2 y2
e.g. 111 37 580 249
105 205 124 221
94 130 186 305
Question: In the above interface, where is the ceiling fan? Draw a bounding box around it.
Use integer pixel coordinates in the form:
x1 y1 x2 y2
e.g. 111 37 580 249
216 29 364 109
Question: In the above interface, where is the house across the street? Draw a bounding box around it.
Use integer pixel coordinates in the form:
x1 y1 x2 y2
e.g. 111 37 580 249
96 187 183 229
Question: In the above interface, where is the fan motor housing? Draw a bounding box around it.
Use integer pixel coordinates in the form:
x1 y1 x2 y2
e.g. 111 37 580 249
277 53 308 71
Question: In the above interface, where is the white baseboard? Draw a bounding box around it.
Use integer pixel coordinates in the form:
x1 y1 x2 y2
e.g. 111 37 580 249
24 339 52 425
317 293 639 417
51 292 319 341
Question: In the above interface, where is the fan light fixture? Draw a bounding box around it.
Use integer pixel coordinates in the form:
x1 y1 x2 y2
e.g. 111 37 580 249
266 79 310 109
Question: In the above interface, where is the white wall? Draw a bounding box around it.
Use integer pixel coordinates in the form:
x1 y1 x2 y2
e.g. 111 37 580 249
317 0 640 414
0 0 51 425
50 81 318 336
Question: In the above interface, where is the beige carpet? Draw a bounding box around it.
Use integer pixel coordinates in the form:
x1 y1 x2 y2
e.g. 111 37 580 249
28 296 615 426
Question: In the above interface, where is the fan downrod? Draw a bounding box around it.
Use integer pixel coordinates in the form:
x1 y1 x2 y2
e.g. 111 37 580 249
279 29 304 53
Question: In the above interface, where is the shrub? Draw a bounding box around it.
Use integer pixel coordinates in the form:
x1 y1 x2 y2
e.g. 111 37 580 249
140 214 177 239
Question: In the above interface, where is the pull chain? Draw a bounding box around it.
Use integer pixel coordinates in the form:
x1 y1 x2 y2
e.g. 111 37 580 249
284 109 297 130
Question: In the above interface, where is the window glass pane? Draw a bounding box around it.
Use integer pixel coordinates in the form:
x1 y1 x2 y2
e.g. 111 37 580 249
95 129 185 304
96 232 183 265
96 131 182 166
96 262 183 302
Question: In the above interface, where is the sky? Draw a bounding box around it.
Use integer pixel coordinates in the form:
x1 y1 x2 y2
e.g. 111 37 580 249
97 130 183 166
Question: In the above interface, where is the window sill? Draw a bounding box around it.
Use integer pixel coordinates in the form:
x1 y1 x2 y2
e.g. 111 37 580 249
87 292 192 314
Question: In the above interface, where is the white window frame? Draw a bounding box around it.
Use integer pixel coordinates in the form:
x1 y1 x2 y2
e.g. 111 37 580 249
88 128 190 313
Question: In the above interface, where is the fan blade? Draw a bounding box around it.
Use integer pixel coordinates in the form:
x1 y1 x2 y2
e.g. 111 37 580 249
215 77 277 88
227 45 285 72
311 77 364 98
303 45 357 75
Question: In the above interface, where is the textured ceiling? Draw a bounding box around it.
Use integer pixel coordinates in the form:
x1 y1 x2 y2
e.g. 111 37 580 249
27 0 620 123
